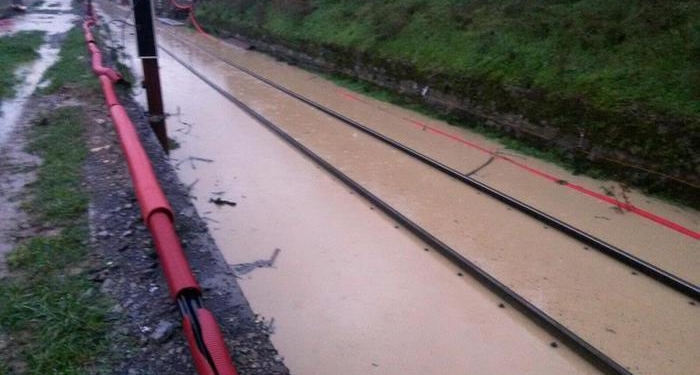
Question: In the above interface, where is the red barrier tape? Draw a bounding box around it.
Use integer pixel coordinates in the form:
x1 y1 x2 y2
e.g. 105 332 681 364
169 0 214 39
84 4 240 375
169 0 191 10
159 4 698 240
339 89 700 240
160 0 697 241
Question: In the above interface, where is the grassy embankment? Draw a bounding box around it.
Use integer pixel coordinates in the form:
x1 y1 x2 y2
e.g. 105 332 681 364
0 27 108 374
195 0 700 205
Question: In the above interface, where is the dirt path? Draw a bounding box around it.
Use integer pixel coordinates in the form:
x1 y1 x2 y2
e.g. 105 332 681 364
0 109 39 279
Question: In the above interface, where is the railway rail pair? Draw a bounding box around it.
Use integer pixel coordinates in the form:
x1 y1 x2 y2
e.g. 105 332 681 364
157 28 698 375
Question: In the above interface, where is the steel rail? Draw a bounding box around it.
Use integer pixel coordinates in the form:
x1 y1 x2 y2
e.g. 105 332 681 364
160 45 635 375
157 29 700 302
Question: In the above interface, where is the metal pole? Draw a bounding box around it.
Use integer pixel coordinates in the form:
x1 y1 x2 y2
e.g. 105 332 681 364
133 0 169 154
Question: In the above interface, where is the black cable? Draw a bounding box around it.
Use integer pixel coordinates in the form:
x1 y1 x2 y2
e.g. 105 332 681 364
463 155 495 177
177 291 220 375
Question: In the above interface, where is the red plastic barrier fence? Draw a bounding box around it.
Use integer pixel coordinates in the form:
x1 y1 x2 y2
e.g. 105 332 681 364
83 4 239 374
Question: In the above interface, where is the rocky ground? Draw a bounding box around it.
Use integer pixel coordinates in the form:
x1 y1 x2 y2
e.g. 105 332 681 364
86 89 289 375
0 7 289 374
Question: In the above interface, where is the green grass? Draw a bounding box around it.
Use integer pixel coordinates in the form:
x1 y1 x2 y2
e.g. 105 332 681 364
198 0 700 118
0 107 107 375
0 31 44 99
41 27 99 95
0 106 107 375
25 111 87 217
0 24 110 375
6 226 88 272
25 108 89 225
0 258 106 374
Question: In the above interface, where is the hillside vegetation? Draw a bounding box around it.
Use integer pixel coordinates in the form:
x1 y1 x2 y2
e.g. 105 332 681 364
200 0 699 116
195 0 700 203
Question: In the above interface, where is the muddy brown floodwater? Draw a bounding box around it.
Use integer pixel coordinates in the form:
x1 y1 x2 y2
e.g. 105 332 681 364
93 4 700 373
157 46 602 375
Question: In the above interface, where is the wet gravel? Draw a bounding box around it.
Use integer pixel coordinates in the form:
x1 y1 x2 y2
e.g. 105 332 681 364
84 86 290 374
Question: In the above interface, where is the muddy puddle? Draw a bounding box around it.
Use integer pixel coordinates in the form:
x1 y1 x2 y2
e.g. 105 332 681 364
0 44 60 143
0 0 76 145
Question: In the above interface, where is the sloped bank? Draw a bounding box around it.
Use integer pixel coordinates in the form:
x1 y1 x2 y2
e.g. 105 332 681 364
189 0 699 208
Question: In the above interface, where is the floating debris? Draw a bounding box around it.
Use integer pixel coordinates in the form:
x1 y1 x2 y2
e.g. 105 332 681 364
175 156 214 170
231 248 281 276
209 197 237 207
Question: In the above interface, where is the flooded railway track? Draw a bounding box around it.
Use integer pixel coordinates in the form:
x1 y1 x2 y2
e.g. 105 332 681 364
156 29 699 303
158 41 631 375
147 27 700 375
